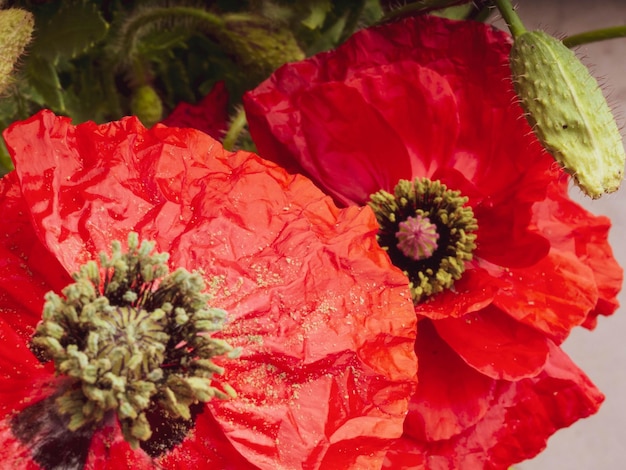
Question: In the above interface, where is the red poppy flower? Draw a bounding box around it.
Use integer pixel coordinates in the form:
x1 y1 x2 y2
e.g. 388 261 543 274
0 110 418 469
160 81 229 139
243 14 623 468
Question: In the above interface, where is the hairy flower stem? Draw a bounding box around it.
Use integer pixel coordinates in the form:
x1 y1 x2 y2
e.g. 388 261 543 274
563 25 626 47
113 6 303 89
492 0 527 39
114 6 224 64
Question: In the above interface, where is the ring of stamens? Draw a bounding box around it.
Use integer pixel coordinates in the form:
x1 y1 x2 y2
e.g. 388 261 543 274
30 232 239 452
369 178 477 303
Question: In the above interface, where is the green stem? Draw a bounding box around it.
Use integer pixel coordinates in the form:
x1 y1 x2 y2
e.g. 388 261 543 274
378 0 473 24
339 0 366 43
492 0 526 39
469 4 493 23
222 108 248 151
563 25 626 48
113 6 225 64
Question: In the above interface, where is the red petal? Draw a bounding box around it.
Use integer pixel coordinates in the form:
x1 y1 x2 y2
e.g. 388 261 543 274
384 336 603 469
4 112 169 272
533 179 623 327
434 305 549 380
404 320 495 442
416 266 501 320
490 250 598 342
4 110 418 467
244 15 550 206
0 173 71 335
294 61 459 205
160 411 259 469
0 420 40 469
85 423 156 469
470 157 553 269
160 81 229 140
0 318 54 419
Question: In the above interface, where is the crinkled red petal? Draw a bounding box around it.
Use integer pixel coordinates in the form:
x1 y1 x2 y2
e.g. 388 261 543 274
0 173 72 335
3 110 418 467
384 323 604 470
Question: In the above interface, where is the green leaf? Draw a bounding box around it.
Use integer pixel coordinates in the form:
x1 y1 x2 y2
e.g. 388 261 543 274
25 55 65 112
306 14 347 55
61 57 112 123
31 1 109 61
0 94 18 129
301 0 332 30
156 59 195 109
135 28 191 61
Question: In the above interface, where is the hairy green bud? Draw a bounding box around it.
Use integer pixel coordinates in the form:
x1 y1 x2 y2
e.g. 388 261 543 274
0 8 34 94
218 14 305 85
510 30 625 198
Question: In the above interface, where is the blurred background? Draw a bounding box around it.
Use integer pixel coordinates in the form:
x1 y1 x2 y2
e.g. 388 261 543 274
491 1 626 468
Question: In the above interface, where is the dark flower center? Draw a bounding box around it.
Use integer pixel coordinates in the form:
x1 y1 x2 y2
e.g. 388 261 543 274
369 178 477 303
27 233 238 455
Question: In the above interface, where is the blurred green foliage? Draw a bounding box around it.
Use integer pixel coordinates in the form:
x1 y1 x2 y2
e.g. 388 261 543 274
0 0 485 174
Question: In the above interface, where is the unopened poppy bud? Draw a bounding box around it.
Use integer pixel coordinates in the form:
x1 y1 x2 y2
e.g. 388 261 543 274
510 30 625 199
130 84 163 127
0 8 34 94
218 14 305 85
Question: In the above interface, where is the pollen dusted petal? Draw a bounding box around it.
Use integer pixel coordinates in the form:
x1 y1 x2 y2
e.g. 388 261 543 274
1 109 418 469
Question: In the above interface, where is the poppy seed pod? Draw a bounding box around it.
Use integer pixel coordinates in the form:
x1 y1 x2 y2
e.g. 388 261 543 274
510 30 625 199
